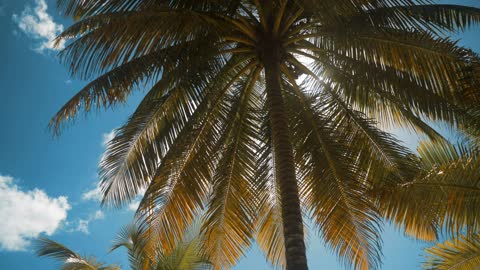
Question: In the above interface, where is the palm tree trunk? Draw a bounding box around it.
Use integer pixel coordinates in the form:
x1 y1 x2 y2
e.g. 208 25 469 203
263 40 309 270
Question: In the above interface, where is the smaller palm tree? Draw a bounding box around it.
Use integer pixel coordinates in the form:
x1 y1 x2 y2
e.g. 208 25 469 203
35 222 210 270
34 237 120 270
110 222 211 270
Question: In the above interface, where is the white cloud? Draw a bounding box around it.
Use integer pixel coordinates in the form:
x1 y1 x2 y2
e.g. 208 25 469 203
102 130 116 147
82 181 144 212
127 199 141 212
81 182 102 202
12 0 65 52
75 219 89 234
73 210 104 234
127 188 146 212
0 175 70 251
82 130 117 202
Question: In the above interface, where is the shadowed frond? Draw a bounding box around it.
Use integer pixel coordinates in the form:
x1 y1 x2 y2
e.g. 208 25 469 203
99 55 248 207
255 111 286 269
282 77 382 270
154 227 212 270
200 68 262 269
130 59 258 256
109 222 211 270
348 5 480 34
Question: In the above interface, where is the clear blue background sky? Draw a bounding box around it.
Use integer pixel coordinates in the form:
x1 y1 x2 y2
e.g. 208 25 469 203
0 0 479 269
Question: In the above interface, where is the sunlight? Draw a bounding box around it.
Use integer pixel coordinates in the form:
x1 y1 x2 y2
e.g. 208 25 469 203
295 53 315 86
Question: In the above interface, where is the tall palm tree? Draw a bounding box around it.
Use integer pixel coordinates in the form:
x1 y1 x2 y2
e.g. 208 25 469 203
51 1 480 269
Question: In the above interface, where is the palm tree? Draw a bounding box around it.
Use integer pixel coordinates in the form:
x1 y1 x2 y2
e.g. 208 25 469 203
51 1 480 269
35 223 211 270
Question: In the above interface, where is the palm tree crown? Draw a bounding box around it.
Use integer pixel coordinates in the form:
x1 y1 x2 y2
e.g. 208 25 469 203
51 0 480 269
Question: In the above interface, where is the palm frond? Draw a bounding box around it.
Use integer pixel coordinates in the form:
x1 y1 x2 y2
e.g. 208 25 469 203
134 59 258 256
99 54 250 207
34 238 120 270
346 5 480 34
50 38 219 133
423 234 480 270
201 68 262 269
283 77 382 270
254 126 286 269
378 140 480 241
155 225 212 270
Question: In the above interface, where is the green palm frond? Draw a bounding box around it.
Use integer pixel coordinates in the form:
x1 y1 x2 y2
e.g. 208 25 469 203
50 38 219 132
34 238 120 270
397 5 480 32
131 60 259 255
423 234 480 270
110 222 151 270
109 222 211 270
154 225 212 270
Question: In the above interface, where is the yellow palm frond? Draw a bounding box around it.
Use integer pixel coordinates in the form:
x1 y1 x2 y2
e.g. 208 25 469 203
424 234 480 270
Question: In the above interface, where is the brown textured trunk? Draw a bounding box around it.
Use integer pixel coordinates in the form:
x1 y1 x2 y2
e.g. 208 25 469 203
262 37 309 270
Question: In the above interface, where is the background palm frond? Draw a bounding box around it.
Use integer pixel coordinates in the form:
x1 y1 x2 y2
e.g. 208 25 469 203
423 234 480 270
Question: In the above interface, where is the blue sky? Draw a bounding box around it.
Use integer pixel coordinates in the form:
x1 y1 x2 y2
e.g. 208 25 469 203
0 0 479 269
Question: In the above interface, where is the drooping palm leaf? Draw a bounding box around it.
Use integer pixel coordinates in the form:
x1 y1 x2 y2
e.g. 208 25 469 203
378 140 480 241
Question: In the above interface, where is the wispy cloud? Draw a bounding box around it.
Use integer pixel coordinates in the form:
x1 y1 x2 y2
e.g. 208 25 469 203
127 199 141 212
83 182 145 212
81 182 103 202
12 0 64 52
72 210 105 234
0 175 70 251
82 130 118 202
127 187 146 212
102 130 116 147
